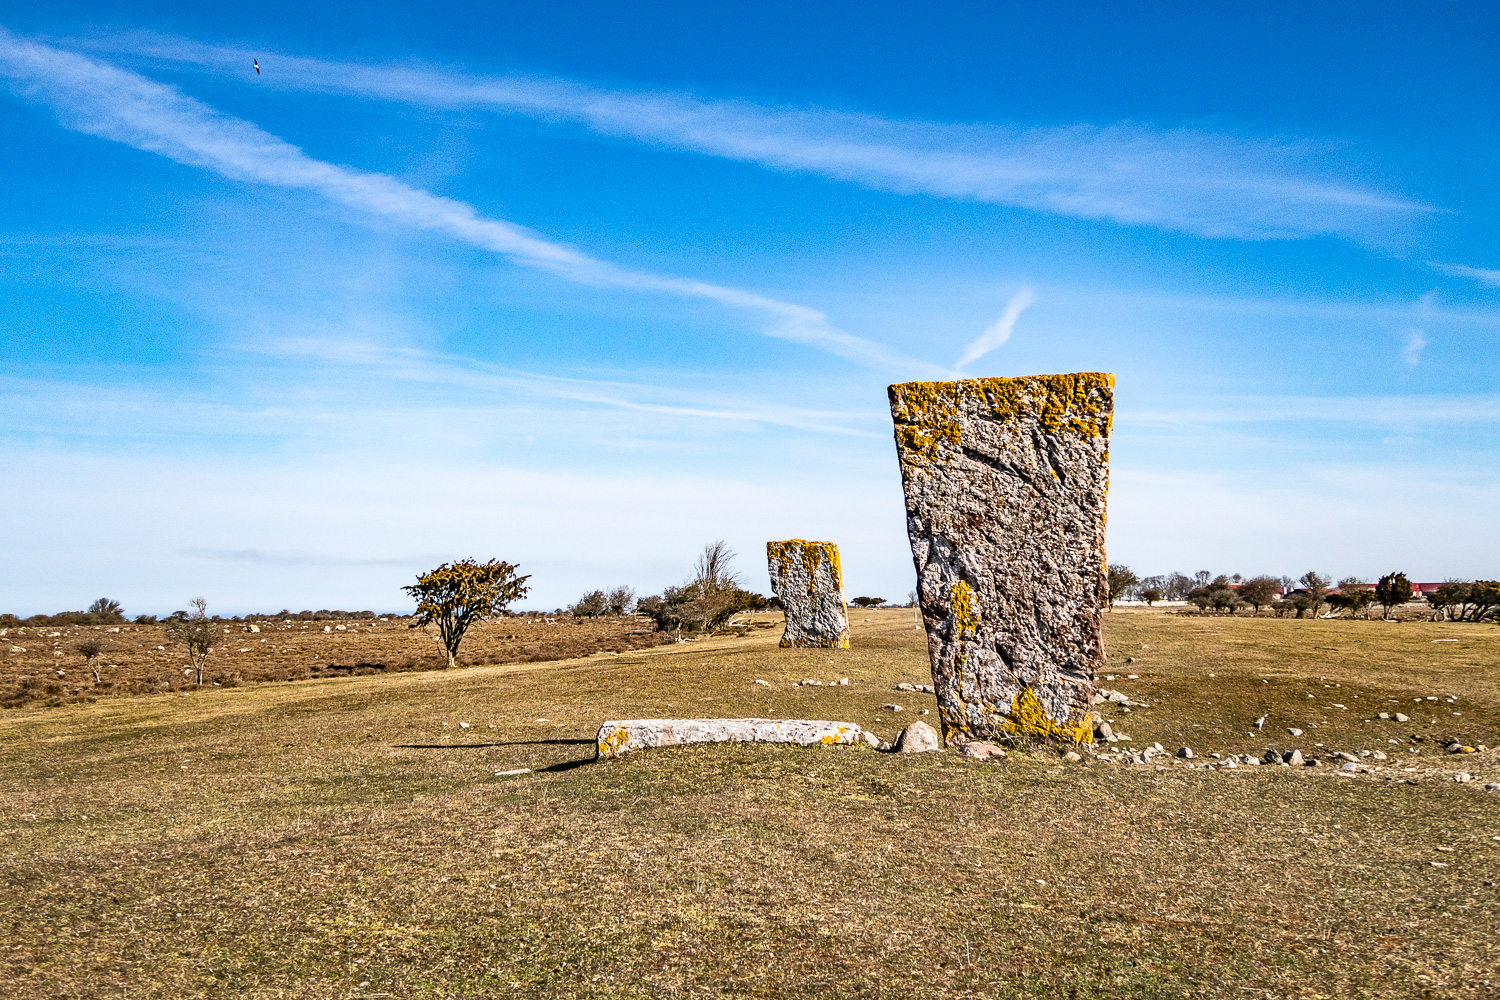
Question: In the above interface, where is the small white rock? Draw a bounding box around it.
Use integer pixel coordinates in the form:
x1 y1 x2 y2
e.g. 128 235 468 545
494 768 531 777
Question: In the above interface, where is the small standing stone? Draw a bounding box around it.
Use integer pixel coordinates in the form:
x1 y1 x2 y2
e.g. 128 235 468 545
767 540 850 648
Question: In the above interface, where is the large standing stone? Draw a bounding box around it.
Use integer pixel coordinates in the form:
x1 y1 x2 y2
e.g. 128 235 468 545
888 373 1113 746
767 539 850 648
596 718 866 758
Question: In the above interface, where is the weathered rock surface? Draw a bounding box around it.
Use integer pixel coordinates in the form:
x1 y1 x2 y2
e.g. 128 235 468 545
892 720 941 753
596 718 865 758
960 740 1007 761
890 374 1112 746
767 539 850 648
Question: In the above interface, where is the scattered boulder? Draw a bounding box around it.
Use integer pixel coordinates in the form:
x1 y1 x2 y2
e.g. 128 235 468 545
1284 749 1304 766
1287 728 1303 737
1176 747 1194 759
1062 751 1082 762
1094 719 1113 740
1340 762 1359 772
859 730 882 749
884 704 903 712
960 741 1006 761
893 720 941 754
1484 783 1500 792
896 682 916 692
1394 713 1409 723
1454 772 1472 783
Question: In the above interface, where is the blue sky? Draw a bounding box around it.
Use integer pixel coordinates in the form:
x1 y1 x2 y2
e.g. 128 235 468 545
2 1 1498 615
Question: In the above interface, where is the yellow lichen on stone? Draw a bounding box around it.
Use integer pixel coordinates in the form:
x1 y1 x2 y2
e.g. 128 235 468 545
597 725 631 758
950 580 980 642
995 687 1091 743
890 373 1114 468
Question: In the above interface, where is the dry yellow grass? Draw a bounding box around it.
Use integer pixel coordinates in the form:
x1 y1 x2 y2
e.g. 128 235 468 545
1 608 1497 999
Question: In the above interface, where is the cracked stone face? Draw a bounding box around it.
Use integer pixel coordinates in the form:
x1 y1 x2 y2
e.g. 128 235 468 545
888 373 1113 745
767 540 850 648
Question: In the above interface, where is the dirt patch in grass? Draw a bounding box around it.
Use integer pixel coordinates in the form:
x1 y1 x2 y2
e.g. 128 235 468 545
0 609 1496 998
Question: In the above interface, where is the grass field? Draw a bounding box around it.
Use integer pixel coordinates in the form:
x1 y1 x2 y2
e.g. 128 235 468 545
2 608 1498 999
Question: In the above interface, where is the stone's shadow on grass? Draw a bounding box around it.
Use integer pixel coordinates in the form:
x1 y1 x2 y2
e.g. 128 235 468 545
394 738 594 749
532 757 594 774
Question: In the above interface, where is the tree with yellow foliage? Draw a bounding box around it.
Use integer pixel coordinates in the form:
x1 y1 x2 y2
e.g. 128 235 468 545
404 559 531 668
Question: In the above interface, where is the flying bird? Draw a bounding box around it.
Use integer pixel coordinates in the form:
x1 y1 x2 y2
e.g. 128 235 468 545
253 59 260 74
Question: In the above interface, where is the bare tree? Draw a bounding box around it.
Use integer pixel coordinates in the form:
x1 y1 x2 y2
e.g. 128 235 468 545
87 598 126 624
74 638 107 683
692 540 741 594
165 597 217 686
605 585 636 615
1238 576 1280 613
1107 564 1139 608
1299 572 1331 618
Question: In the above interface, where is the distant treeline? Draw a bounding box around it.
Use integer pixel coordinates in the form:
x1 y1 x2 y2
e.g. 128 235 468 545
0 600 406 628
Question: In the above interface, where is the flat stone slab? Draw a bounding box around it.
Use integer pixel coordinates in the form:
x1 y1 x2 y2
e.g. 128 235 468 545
889 373 1113 745
767 539 850 648
596 718 866 758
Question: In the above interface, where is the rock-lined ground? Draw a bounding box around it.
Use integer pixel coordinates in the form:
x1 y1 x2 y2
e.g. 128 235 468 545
0 615 671 708
1 607 1497 999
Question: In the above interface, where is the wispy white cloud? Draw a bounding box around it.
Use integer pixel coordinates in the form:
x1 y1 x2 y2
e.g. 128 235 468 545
1121 394 1500 427
1430 261 1500 287
93 31 1436 243
954 288 1035 369
253 338 889 436
0 339 890 449
1402 328 1426 366
0 29 939 376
